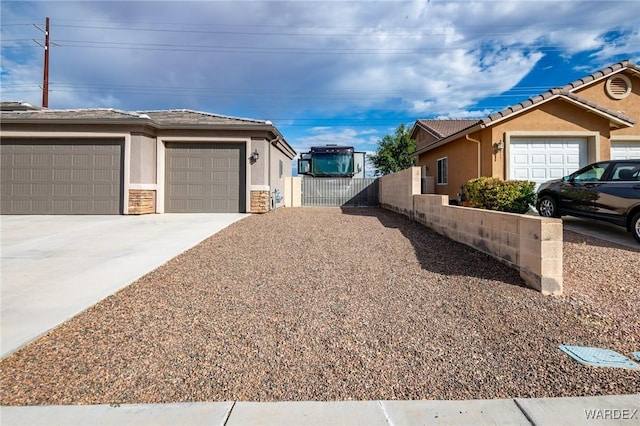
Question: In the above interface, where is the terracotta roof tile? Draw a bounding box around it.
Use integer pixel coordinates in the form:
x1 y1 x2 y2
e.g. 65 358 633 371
416 119 479 138
413 60 638 156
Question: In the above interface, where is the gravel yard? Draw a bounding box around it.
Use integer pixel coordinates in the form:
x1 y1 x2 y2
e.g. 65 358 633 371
1 207 638 405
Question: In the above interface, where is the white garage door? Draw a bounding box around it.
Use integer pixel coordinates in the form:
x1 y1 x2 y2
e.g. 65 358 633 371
510 137 588 188
610 141 640 159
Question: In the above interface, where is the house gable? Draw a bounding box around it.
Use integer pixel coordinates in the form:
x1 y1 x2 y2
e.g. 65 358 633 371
569 69 640 137
411 60 640 200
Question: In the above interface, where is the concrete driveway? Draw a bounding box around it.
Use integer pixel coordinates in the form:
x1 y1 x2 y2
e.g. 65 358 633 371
1 213 247 358
562 216 638 249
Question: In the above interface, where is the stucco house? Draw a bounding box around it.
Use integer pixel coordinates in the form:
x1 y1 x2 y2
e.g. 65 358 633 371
411 60 640 200
0 104 296 215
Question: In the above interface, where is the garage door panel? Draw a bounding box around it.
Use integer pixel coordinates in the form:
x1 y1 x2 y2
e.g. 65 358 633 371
170 157 189 168
548 154 564 164
530 169 548 180
531 154 546 165
188 171 203 181
33 154 50 166
0 141 122 214
510 137 587 188
93 169 115 181
165 142 245 213
611 141 640 159
189 158 204 168
549 168 566 179
512 154 528 165
33 183 49 195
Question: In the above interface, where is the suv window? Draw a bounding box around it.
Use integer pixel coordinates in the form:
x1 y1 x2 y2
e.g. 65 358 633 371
573 164 607 182
611 163 640 181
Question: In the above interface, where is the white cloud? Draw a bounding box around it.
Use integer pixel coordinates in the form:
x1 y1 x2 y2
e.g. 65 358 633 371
293 127 382 155
1 0 638 124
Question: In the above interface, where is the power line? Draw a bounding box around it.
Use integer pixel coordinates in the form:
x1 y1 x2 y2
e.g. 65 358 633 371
2 38 604 55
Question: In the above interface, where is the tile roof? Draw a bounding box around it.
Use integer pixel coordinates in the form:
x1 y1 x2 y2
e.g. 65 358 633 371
0 108 147 121
481 89 635 126
0 106 271 126
561 59 640 91
483 59 639 126
0 104 296 157
0 101 41 111
138 109 268 126
415 119 479 138
413 60 638 155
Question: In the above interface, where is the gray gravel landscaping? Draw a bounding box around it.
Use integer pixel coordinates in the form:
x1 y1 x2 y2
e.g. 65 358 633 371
1 207 638 405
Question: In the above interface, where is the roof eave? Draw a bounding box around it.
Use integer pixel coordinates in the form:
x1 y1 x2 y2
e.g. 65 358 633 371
0 117 152 127
563 99 635 128
564 60 640 92
412 122 484 156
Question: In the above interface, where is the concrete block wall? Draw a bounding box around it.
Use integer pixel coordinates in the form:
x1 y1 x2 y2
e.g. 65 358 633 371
379 167 421 217
379 171 563 295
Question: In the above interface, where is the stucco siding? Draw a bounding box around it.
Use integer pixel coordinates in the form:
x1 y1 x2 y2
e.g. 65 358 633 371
573 74 640 138
250 138 269 186
270 146 291 209
417 137 480 200
414 131 439 151
129 133 156 185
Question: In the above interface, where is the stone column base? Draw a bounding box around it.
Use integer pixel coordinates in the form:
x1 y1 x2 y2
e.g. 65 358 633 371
250 190 270 213
128 190 156 215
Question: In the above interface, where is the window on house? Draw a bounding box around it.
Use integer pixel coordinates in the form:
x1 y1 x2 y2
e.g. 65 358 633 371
437 157 448 185
279 159 283 179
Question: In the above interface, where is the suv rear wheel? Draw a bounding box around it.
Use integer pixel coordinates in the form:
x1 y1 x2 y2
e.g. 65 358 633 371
537 195 560 218
631 212 640 243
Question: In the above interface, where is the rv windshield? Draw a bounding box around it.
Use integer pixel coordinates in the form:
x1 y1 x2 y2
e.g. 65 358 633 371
312 152 354 176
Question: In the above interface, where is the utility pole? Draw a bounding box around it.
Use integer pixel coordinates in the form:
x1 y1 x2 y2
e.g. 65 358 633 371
34 17 50 108
42 17 50 108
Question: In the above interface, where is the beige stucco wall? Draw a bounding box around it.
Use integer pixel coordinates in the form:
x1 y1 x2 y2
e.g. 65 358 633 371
413 127 440 151
129 133 157 184
573 72 640 138
284 177 302 207
416 135 482 200
251 138 269 187
269 144 292 209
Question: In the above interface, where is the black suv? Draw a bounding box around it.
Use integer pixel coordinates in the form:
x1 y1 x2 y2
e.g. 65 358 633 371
536 159 640 243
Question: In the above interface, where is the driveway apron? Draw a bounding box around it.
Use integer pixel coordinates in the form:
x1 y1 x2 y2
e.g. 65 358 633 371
0 213 247 358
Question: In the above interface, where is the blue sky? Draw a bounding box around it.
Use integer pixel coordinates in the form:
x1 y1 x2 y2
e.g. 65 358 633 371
2 0 639 175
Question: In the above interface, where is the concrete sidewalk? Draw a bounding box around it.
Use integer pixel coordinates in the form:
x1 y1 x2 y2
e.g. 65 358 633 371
2 394 639 425
1 214 247 358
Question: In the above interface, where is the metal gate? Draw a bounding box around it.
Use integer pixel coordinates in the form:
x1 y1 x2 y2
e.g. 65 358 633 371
301 177 378 207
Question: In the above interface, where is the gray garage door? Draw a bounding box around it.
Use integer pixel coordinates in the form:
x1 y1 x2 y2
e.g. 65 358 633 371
0 140 122 214
165 143 245 213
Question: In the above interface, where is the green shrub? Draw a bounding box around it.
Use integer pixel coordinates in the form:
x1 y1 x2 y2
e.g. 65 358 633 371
464 177 536 214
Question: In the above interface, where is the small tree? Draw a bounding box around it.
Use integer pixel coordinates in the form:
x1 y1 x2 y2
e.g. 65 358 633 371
368 123 416 175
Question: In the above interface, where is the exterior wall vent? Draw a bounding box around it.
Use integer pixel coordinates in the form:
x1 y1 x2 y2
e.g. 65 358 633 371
605 74 632 100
